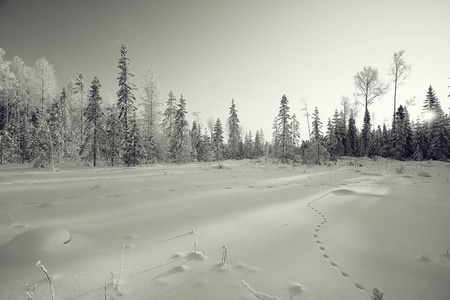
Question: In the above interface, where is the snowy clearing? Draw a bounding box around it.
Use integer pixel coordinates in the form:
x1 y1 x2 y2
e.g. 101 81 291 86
1 158 449 300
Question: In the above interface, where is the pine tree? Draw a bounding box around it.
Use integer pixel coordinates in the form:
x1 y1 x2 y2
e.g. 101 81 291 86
227 99 241 159
212 118 224 161
276 95 292 163
80 77 104 166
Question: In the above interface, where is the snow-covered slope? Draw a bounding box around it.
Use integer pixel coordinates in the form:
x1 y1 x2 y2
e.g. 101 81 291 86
0 159 449 299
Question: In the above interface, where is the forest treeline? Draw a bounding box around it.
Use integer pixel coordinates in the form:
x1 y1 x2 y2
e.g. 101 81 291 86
0 45 449 167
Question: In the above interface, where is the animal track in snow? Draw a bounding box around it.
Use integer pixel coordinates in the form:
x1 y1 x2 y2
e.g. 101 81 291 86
307 184 380 298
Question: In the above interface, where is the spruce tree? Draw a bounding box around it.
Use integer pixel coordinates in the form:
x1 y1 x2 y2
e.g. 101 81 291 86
276 94 292 163
411 119 425 161
123 110 146 166
80 77 104 166
253 130 263 158
116 44 139 166
380 124 391 158
171 95 190 163
361 109 371 156
212 118 224 161
310 107 326 164
243 131 254 159
392 105 413 160
162 91 177 139
291 114 301 151
105 105 120 166
190 120 201 161
346 110 358 156
227 99 241 159
74 74 87 148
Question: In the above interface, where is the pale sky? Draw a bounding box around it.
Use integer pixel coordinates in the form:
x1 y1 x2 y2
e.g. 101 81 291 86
1 0 449 140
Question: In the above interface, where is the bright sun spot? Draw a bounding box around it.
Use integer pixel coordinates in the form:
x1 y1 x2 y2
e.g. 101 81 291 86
423 110 436 122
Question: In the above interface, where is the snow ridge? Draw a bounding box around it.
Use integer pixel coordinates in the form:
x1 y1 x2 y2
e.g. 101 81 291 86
242 280 281 300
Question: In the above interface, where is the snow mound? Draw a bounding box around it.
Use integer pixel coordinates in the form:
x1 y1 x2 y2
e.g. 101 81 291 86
331 188 355 196
4 227 71 250
418 172 431 177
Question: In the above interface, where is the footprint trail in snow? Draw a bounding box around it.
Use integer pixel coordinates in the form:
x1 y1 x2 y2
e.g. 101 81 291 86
307 185 374 299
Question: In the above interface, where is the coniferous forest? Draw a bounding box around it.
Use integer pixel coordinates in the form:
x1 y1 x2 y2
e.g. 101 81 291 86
1 45 449 167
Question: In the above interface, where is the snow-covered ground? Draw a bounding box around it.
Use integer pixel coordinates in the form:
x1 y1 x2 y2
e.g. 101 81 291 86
1 158 449 300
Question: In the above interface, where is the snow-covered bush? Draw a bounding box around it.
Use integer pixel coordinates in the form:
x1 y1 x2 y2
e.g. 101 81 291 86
372 287 383 300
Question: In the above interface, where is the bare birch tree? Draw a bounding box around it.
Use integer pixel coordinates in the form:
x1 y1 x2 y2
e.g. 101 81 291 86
389 50 411 119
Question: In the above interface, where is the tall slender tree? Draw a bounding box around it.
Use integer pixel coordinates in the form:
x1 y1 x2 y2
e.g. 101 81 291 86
389 50 411 119
116 44 139 165
140 64 161 161
212 118 224 161
276 94 292 163
80 77 104 166
105 105 120 166
171 95 190 163
33 57 57 117
162 91 177 139
227 99 241 159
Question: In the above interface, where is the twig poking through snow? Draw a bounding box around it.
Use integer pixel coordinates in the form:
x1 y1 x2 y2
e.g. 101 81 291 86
25 283 37 300
221 246 228 269
242 280 281 300
36 261 55 300
119 244 131 282
8 212 13 225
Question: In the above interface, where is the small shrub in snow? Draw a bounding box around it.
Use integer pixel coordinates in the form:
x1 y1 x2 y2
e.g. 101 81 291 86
36 261 55 300
25 283 37 300
395 165 405 174
110 272 122 296
221 246 228 269
372 287 383 300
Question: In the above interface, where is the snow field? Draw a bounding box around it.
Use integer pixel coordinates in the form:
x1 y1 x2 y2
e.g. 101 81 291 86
0 159 449 299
